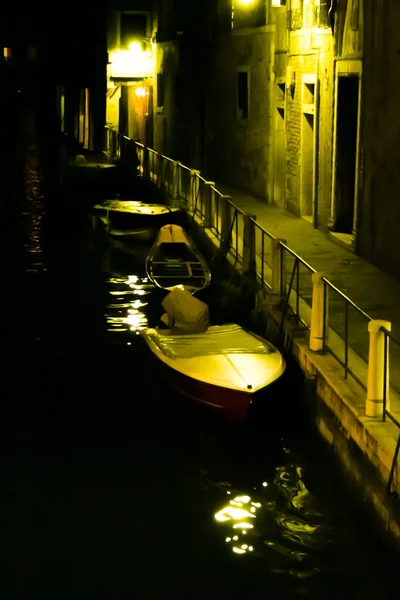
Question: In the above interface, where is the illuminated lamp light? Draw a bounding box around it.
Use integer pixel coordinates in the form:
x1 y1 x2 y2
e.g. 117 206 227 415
236 0 255 6
129 42 142 54
135 87 147 98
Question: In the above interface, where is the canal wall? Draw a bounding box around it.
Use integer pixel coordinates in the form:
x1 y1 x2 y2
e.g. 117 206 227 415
166 193 400 551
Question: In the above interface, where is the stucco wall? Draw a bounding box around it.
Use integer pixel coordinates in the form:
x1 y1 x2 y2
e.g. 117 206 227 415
358 0 400 281
206 31 273 201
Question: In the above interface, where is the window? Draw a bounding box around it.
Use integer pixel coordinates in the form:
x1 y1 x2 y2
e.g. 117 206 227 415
288 0 303 30
272 0 286 6
237 70 249 120
3 47 11 60
350 0 360 31
312 1 331 28
157 73 165 109
120 13 148 48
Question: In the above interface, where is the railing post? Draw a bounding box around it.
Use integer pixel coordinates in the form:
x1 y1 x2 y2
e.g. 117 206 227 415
242 214 257 274
143 146 150 180
189 169 200 212
110 130 116 159
172 161 179 199
157 154 164 189
309 273 327 352
220 196 232 254
366 320 391 418
203 181 215 229
270 238 287 306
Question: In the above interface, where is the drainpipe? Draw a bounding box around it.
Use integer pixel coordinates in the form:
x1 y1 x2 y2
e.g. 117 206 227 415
268 36 275 204
313 48 320 229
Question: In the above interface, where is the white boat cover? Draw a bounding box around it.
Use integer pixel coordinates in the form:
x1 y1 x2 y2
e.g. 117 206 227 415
155 224 191 245
93 200 179 215
160 285 209 331
150 324 275 359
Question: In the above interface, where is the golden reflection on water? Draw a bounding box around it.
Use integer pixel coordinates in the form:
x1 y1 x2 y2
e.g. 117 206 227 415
23 134 45 273
212 461 323 577
106 274 152 333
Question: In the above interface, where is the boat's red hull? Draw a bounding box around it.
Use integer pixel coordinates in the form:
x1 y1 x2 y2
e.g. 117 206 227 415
156 359 253 423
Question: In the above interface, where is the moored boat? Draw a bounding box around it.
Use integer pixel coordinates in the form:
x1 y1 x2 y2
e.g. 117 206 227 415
145 224 211 293
93 200 181 242
141 287 286 423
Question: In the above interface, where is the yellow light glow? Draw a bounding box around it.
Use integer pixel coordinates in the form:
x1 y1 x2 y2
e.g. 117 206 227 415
233 522 254 529
215 507 256 522
236 0 255 6
214 493 263 555
234 495 251 503
135 86 147 98
129 42 142 54
109 46 154 79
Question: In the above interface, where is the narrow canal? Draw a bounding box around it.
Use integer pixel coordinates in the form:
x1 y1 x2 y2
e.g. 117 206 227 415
0 106 397 599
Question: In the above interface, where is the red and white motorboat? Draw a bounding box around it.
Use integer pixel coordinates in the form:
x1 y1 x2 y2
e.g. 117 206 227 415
141 287 286 423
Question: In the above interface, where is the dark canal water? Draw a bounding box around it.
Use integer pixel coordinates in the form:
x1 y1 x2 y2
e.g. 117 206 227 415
0 107 397 599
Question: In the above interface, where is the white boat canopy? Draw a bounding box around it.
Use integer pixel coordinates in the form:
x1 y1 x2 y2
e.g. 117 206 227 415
93 200 179 215
149 324 276 359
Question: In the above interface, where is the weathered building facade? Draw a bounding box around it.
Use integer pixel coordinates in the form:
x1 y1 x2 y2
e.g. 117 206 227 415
152 0 213 169
151 1 400 281
205 1 275 201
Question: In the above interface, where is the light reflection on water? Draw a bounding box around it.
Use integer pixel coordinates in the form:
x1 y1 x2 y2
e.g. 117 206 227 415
21 122 45 274
210 455 331 586
105 273 153 334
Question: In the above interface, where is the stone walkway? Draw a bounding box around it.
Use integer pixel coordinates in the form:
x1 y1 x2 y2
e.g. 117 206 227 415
215 183 400 404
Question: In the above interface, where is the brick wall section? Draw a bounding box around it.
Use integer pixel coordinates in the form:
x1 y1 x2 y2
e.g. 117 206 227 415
285 32 332 225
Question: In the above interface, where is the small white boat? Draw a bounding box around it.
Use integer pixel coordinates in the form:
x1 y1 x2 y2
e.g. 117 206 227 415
141 287 286 422
93 200 181 242
145 224 211 293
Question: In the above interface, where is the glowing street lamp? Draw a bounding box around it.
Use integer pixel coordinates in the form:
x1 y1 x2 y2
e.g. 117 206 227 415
129 41 143 54
135 86 147 98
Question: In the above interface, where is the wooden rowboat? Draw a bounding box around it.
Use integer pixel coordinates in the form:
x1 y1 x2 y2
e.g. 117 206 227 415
145 224 211 294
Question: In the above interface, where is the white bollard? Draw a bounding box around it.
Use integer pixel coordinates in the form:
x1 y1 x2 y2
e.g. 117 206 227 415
270 238 287 305
309 273 326 352
366 320 391 417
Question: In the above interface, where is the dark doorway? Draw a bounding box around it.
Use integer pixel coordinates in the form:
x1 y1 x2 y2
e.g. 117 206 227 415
334 75 359 234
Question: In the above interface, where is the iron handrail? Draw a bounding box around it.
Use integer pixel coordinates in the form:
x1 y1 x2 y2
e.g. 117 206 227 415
177 163 191 172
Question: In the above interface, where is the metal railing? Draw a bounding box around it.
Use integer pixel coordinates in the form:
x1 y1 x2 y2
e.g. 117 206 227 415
104 127 400 493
